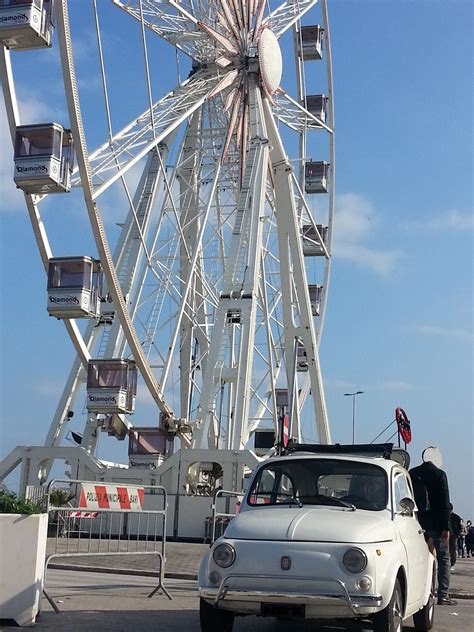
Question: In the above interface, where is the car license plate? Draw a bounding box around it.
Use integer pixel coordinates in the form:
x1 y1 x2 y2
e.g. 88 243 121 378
261 603 305 618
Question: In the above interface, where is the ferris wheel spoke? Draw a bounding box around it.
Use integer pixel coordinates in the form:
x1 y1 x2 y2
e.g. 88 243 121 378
273 90 334 134
71 71 220 198
217 0 241 42
111 0 216 61
198 20 239 57
251 0 266 43
265 0 318 38
123 111 231 405
208 69 240 99
160 200 218 394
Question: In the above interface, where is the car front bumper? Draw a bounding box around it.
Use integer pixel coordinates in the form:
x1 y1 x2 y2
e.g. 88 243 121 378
200 573 383 618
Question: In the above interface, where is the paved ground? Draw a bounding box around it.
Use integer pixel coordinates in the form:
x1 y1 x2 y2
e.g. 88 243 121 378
46 538 209 580
1 541 468 630
1 569 473 632
46 538 474 599
449 557 474 600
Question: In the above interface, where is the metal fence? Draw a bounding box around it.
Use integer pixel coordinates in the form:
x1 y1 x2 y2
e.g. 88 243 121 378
26 484 48 506
208 489 242 545
43 478 171 611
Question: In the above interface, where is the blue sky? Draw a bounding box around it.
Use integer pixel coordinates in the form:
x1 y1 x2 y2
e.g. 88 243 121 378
1 1 472 519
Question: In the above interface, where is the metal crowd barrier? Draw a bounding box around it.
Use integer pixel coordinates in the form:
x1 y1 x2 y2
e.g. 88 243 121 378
208 489 242 545
25 484 48 505
43 478 171 611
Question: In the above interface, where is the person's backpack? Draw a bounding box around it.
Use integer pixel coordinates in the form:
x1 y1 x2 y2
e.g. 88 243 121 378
410 469 431 512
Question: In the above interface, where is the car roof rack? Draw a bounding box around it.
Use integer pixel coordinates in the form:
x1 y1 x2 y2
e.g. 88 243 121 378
284 442 394 458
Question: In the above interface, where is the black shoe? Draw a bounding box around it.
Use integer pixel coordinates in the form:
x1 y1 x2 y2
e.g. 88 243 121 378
437 597 457 605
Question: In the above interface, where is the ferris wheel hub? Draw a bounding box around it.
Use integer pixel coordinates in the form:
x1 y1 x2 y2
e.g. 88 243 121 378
257 28 282 96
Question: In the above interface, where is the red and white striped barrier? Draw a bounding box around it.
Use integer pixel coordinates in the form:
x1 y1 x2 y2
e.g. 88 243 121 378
78 483 144 511
69 511 99 519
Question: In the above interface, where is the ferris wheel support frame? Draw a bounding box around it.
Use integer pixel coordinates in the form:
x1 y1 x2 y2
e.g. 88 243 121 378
263 99 331 445
1 1 335 503
178 110 204 421
192 78 270 451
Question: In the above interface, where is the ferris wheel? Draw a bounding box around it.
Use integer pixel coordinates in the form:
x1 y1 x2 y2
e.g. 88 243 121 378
0 0 335 470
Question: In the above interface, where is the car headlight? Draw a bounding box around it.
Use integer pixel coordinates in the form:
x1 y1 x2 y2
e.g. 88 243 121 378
343 548 367 573
212 543 236 568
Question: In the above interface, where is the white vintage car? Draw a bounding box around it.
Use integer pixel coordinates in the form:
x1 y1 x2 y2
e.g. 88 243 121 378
199 444 436 632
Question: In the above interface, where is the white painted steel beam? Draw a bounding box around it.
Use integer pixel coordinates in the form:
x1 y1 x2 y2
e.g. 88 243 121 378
263 98 331 445
112 0 217 61
177 111 203 420
192 80 270 451
273 90 333 134
71 71 220 199
265 0 318 38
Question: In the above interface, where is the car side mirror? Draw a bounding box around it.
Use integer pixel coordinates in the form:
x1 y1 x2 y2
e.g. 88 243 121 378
399 497 415 515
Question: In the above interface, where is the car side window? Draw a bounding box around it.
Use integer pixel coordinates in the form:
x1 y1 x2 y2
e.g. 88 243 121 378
249 468 296 505
393 471 414 512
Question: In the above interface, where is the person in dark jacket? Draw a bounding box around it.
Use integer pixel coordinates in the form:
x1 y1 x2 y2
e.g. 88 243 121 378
466 520 473 557
449 504 462 568
409 446 456 605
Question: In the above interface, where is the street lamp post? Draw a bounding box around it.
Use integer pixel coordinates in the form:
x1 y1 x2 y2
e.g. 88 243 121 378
344 391 364 444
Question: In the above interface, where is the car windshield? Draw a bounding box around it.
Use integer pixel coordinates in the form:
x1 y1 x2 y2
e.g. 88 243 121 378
247 458 388 511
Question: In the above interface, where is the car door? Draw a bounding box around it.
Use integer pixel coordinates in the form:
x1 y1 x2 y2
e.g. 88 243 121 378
392 468 430 609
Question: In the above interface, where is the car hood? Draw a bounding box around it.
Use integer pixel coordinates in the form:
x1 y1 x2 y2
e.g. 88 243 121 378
225 506 395 543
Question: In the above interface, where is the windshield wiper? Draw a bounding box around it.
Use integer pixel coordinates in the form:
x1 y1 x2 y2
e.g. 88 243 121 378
298 494 356 509
276 493 303 507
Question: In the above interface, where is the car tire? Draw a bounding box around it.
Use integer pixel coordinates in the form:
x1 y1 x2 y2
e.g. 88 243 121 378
199 597 235 632
372 579 403 632
413 567 435 631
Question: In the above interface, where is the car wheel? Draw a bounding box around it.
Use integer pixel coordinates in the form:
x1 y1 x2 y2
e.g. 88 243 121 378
372 579 403 632
413 568 435 631
199 597 235 632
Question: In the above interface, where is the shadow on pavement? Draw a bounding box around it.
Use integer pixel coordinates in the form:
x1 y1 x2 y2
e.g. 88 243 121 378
1 610 199 632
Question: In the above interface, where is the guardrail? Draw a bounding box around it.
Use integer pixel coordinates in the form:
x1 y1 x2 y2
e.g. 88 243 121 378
43 478 171 611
